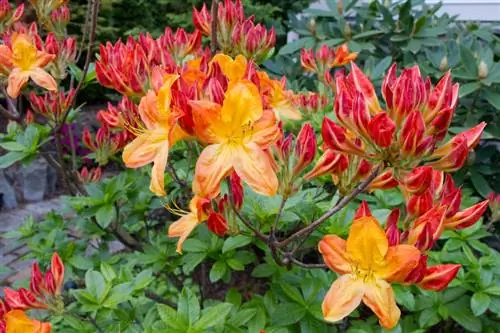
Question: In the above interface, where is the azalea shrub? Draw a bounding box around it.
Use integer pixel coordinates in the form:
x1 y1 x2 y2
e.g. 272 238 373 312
1 0 499 332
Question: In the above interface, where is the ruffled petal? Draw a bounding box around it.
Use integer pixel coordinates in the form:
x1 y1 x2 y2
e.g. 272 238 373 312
322 274 365 323
376 244 421 283
28 68 57 92
193 143 233 198
318 235 351 274
122 131 160 168
363 280 400 329
168 213 200 254
233 142 278 196
7 69 29 98
150 142 170 196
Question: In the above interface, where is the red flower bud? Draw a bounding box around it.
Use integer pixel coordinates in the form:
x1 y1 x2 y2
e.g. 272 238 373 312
367 112 396 148
418 264 461 291
207 212 228 237
51 252 64 295
405 255 428 284
230 172 244 210
193 3 211 36
304 150 348 180
385 208 400 246
445 200 489 230
407 191 433 217
293 123 316 175
82 127 95 150
354 200 371 219
402 166 433 195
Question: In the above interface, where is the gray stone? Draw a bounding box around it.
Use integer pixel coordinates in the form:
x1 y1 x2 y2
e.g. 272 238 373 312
0 170 18 209
21 158 48 202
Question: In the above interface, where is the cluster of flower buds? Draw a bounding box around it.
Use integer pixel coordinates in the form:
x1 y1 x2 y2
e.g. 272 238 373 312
48 4 69 36
193 0 276 63
399 168 489 251
158 27 202 65
0 0 24 33
96 34 179 99
28 89 75 123
355 203 461 293
29 0 66 22
325 63 487 181
274 123 317 197
294 92 329 114
488 192 500 223
232 18 276 64
207 173 244 236
79 166 102 184
83 125 127 166
3 253 64 315
97 96 141 142
300 44 357 79
45 32 77 80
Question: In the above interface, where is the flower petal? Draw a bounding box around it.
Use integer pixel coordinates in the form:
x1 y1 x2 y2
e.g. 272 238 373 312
251 110 280 147
193 144 233 198
150 142 169 196
376 244 421 283
123 131 161 168
29 68 57 92
156 74 179 120
322 274 365 323
363 280 401 329
168 212 200 254
221 81 263 127
346 216 388 271
233 142 278 196
7 69 29 98
5 310 51 333
318 235 351 274
212 54 247 82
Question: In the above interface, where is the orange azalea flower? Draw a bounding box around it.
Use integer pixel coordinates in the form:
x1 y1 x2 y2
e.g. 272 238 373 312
168 196 210 253
122 74 188 196
257 71 301 121
190 80 280 198
211 54 247 82
0 34 57 98
4 310 51 333
319 216 421 329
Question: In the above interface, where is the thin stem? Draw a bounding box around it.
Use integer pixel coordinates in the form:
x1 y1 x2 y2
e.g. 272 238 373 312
277 166 381 249
271 196 288 239
58 0 100 130
287 256 327 269
210 0 218 56
0 104 20 122
145 290 177 309
167 161 186 187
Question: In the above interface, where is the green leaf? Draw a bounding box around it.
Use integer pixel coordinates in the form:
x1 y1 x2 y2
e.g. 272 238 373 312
459 44 478 77
418 308 440 328
183 252 207 274
0 142 26 151
470 292 490 316
85 270 109 303
393 285 415 311
95 204 115 228
133 269 154 290
100 263 116 281
280 283 305 305
483 90 500 110
226 258 245 271
470 172 493 198
0 151 27 169
252 263 277 278
278 37 314 55
272 302 306 326
158 304 185 330
182 239 209 253
459 82 481 98
193 303 233 330
222 235 252 253
178 288 200 325
210 261 227 282
353 30 384 40
448 296 482 332
485 286 500 296
102 283 132 308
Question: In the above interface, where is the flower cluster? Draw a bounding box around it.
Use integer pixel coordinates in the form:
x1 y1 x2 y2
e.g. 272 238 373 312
301 44 357 80
193 0 275 63
0 0 24 33
1 253 64 332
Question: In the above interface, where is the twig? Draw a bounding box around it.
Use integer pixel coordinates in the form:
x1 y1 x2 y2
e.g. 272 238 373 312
277 166 381 249
167 162 186 187
210 0 218 56
58 0 100 130
145 290 177 309
286 256 327 269
271 196 287 239
76 0 93 63
0 104 20 122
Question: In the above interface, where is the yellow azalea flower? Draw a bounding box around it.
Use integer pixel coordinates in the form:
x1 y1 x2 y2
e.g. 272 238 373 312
122 74 188 196
0 34 57 98
211 54 247 82
168 195 209 253
318 216 421 329
5 310 51 333
190 80 280 198
258 71 302 120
